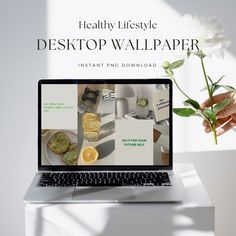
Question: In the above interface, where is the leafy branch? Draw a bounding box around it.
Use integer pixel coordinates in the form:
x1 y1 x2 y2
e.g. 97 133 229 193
162 53 235 145
163 60 191 100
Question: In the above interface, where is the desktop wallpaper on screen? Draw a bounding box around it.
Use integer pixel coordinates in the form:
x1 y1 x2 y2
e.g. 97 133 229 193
41 83 170 166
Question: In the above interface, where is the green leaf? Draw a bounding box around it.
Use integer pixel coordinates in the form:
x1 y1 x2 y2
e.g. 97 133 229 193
213 98 231 114
216 75 225 84
211 84 220 95
209 75 224 95
165 68 174 77
203 108 217 123
199 50 206 58
187 50 191 58
207 75 214 85
200 84 235 95
220 85 236 92
162 61 170 69
173 108 196 117
184 99 200 109
211 84 235 94
194 50 206 59
169 60 184 70
195 110 205 118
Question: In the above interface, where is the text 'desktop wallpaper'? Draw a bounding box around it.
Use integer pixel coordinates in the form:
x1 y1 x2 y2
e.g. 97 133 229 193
41 84 170 166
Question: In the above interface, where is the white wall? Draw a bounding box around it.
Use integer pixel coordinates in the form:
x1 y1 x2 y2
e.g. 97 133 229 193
0 0 236 236
46 0 236 152
0 0 47 235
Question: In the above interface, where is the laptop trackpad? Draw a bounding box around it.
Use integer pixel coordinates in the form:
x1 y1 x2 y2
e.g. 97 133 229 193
72 187 135 202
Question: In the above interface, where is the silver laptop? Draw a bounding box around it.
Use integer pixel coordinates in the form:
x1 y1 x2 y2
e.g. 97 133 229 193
24 79 184 203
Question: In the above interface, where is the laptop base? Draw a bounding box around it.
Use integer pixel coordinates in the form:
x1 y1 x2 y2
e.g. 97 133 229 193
24 171 184 203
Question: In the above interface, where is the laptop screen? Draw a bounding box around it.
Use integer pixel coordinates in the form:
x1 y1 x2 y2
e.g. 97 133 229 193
40 80 171 169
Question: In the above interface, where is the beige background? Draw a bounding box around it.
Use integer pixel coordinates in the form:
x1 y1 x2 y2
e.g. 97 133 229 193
42 84 77 129
115 120 153 165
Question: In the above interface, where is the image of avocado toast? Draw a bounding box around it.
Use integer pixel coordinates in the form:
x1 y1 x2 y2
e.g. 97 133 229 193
63 144 79 165
47 131 79 165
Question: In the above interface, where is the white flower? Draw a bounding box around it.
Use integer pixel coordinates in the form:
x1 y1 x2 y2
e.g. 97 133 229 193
175 14 231 58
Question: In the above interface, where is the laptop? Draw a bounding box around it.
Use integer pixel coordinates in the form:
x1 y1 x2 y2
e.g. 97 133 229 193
24 79 184 203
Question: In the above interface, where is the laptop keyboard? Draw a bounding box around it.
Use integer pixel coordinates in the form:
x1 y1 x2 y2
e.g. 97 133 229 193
38 172 171 187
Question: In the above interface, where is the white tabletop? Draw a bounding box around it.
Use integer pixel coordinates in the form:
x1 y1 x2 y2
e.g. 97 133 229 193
25 164 214 236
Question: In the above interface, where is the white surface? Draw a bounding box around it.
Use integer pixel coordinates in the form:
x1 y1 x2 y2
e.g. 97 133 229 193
175 150 236 236
25 164 214 236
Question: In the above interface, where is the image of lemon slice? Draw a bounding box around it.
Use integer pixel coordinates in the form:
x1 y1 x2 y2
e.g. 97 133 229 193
83 113 99 121
81 146 99 163
82 113 101 131
137 98 148 107
84 119 100 130
84 131 99 142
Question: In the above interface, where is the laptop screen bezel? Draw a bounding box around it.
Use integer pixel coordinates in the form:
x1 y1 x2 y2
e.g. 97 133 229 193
38 79 173 171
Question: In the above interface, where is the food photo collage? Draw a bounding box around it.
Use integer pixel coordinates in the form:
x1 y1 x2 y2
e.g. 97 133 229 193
41 84 170 166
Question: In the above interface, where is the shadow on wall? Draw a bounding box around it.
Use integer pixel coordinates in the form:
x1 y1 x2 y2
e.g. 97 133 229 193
0 0 48 236
166 0 236 55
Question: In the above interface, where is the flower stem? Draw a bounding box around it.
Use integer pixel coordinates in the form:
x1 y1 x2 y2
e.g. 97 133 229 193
170 75 191 100
212 125 217 145
208 123 217 145
200 55 218 145
200 56 213 107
